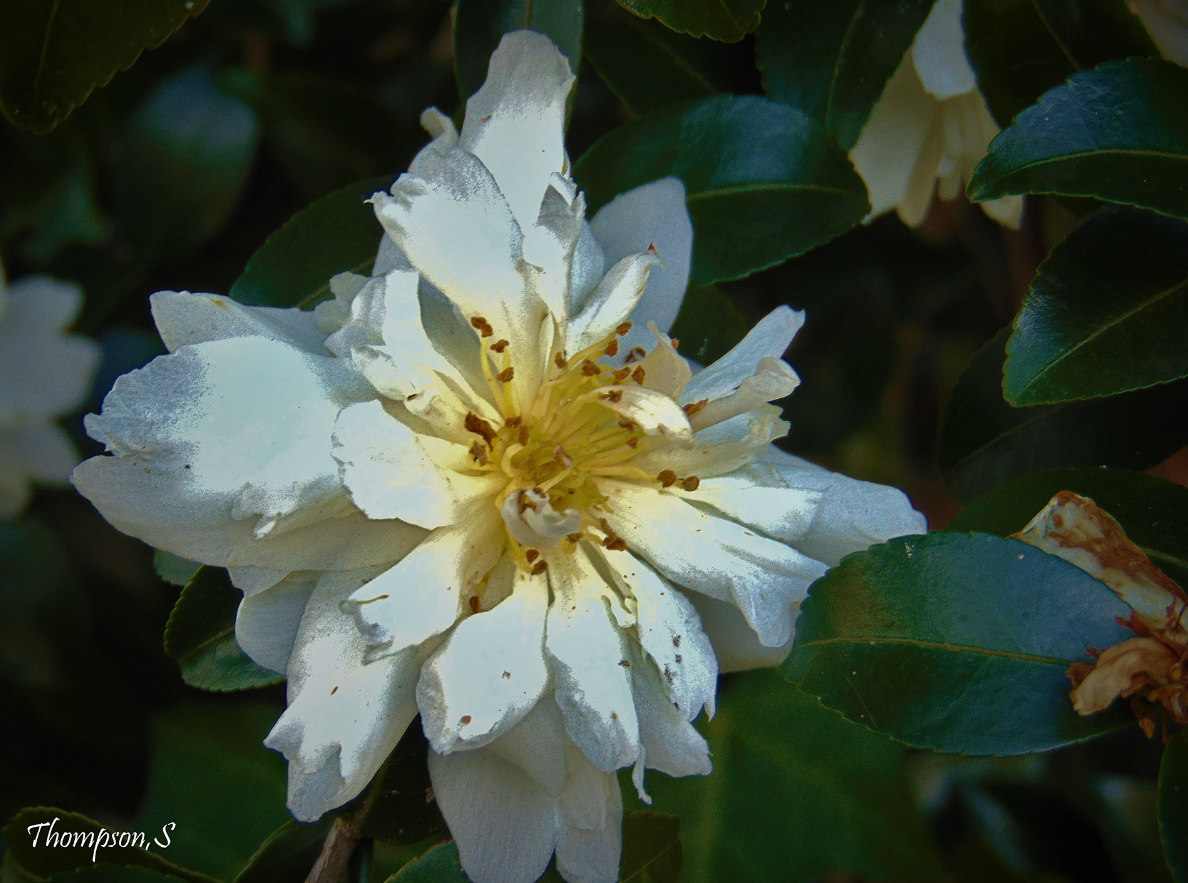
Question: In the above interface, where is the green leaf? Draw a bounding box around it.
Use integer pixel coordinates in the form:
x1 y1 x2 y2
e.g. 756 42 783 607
154 550 200 588
116 68 260 262
47 867 202 883
1160 732 1188 883
936 328 1188 502
613 0 765 42
783 531 1135 755
351 721 447 845
574 94 869 285
756 0 936 150
454 0 584 102
584 0 734 117
135 700 291 879
627 670 942 883
967 58 1188 220
163 566 283 692
232 820 334 883
0 0 210 133
666 285 748 365
385 841 466 883
1003 205 1188 405
962 0 1156 128
950 468 1188 588
228 175 390 309
1 807 218 883
619 812 681 883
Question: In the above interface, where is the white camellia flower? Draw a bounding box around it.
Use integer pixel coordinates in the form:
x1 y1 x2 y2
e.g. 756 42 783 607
74 31 926 883
1132 0 1188 65
849 0 1023 229
0 263 100 518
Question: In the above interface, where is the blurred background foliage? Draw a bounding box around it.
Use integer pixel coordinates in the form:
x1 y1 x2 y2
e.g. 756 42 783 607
2 0 1187 881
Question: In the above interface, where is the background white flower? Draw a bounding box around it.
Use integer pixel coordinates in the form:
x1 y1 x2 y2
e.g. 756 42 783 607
849 0 1024 229
73 31 926 883
0 263 100 519
1132 0 1188 65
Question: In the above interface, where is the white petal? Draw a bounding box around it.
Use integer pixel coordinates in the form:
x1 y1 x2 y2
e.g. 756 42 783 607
566 250 660 355
555 746 623 883
0 277 99 422
228 564 290 595
632 405 789 479
601 481 827 647
983 194 1024 229
418 567 550 753
345 521 504 650
1133 0 1188 65
681 306 804 405
849 59 939 220
590 178 693 359
575 385 692 443
763 447 927 565
630 643 712 780
151 291 329 354
460 30 576 232
486 696 570 798
332 400 500 529
266 569 421 820
685 591 794 672
428 745 563 883
568 222 606 314
502 488 582 550
687 356 800 431
524 181 587 323
911 0 978 99
0 423 80 483
672 469 822 544
546 551 640 772
597 547 717 721
235 572 319 674
635 326 691 399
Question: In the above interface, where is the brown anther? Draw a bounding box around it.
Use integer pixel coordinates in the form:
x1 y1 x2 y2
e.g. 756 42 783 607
603 338 619 357
612 367 631 383
627 437 639 448
581 361 601 376
616 321 632 336
468 440 489 465
531 560 548 576
683 398 709 416
518 425 530 446
554 446 574 468
618 659 631 668
631 367 646 384
490 339 509 353
555 351 568 369
618 418 635 430
468 596 480 614
496 366 515 382
566 532 583 543
599 517 613 534
469 316 494 337
518 494 538 513
460 715 472 725
624 346 647 364
681 475 701 492
671 338 680 349
657 469 678 488
602 389 623 403
506 416 522 427
525 549 540 563
465 412 497 444
470 316 487 330
604 537 627 552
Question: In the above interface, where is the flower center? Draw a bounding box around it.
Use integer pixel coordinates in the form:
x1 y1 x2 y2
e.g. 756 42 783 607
461 317 697 572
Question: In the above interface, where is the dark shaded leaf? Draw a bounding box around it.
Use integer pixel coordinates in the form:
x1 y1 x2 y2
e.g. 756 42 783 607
233 820 333 883
0 0 210 133
666 284 748 365
229 175 390 309
47 867 201 883
153 550 200 588
968 59 1188 220
1160 731 1188 883
1004 205 1188 405
574 94 869 284
613 0 765 42
936 328 1188 502
352 721 447 845
584 0 733 117
756 0 936 150
950 467 1188 587
627 670 942 883
385 841 465 883
783 531 1135 754
454 0 584 101
116 68 260 262
162 567 283 692
962 0 1156 127
619 812 681 883
1 807 217 883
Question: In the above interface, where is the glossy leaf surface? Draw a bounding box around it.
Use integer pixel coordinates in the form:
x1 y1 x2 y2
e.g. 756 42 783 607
0 0 210 133
229 175 390 309
968 59 1188 220
756 0 936 150
232 820 334 883
163 567 283 692
937 328 1188 502
1004 205 1188 405
783 532 1134 754
574 94 869 284
613 0 765 42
